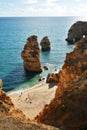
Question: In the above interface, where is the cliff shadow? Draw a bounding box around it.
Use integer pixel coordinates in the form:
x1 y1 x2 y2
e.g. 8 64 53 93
48 81 58 89
2 64 38 92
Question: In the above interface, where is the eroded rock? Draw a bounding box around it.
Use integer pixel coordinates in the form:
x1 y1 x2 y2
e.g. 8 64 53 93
0 79 3 89
35 37 87 130
66 21 87 43
40 36 51 51
46 73 59 83
21 35 42 72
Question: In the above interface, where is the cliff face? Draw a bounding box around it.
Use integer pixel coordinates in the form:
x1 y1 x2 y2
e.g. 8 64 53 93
0 80 27 128
40 36 51 51
56 37 87 96
21 35 42 72
35 37 87 130
0 80 14 113
66 21 87 43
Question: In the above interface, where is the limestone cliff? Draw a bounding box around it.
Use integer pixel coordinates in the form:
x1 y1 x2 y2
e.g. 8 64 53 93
35 37 87 130
56 37 87 96
66 21 87 43
21 35 42 72
40 36 51 51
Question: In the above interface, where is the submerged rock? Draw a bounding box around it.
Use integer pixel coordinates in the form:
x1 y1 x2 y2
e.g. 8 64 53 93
43 66 48 70
35 37 87 130
21 35 42 73
40 36 51 51
38 77 45 82
66 21 87 44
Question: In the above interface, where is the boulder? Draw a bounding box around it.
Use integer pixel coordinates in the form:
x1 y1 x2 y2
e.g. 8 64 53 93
38 77 45 82
36 37 87 130
21 35 42 72
46 73 59 83
40 36 51 51
43 66 48 70
66 21 87 44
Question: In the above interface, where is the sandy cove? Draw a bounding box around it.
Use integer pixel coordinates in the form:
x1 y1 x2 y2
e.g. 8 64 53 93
8 81 57 120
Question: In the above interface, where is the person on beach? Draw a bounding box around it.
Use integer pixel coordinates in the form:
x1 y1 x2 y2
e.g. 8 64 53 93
19 92 23 97
18 92 23 100
25 93 32 104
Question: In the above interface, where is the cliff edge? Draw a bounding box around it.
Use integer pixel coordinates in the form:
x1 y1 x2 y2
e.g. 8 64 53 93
35 37 87 130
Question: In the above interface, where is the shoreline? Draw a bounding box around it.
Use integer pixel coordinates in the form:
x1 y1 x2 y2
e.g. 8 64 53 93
8 80 57 120
8 80 46 95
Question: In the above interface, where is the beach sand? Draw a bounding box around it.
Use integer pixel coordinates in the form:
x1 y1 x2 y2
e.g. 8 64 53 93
8 81 57 120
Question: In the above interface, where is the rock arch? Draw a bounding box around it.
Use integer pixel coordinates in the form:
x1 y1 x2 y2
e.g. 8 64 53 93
66 21 87 44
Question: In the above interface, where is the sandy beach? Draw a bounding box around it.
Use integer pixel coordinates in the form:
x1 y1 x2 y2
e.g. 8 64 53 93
8 81 57 120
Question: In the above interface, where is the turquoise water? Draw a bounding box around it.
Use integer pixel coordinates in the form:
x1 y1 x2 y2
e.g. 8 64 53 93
0 17 80 91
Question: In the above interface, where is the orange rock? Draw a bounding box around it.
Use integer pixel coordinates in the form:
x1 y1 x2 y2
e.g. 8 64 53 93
21 35 42 72
40 36 51 51
0 79 3 89
35 37 87 130
46 73 59 83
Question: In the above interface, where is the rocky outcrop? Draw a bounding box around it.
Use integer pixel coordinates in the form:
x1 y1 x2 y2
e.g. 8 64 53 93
43 66 48 70
40 36 51 51
66 21 87 43
0 80 14 109
46 73 59 83
0 79 2 89
36 70 87 130
35 37 87 130
21 35 42 72
56 37 87 96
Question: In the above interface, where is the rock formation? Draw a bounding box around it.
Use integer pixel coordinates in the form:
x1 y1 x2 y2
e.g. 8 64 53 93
0 79 3 89
21 35 42 72
0 81 59 130
35 37 87 130
0 82 14 113
46 73 59 83
43 66 48 70
66 21 87 43
40 36 51 51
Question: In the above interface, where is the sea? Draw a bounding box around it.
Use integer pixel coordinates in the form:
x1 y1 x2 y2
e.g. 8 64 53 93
0 17 84 92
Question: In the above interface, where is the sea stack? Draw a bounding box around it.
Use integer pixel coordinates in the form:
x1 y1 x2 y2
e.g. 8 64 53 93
66 21 87 43
40 36 51 51
21 35 42 72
